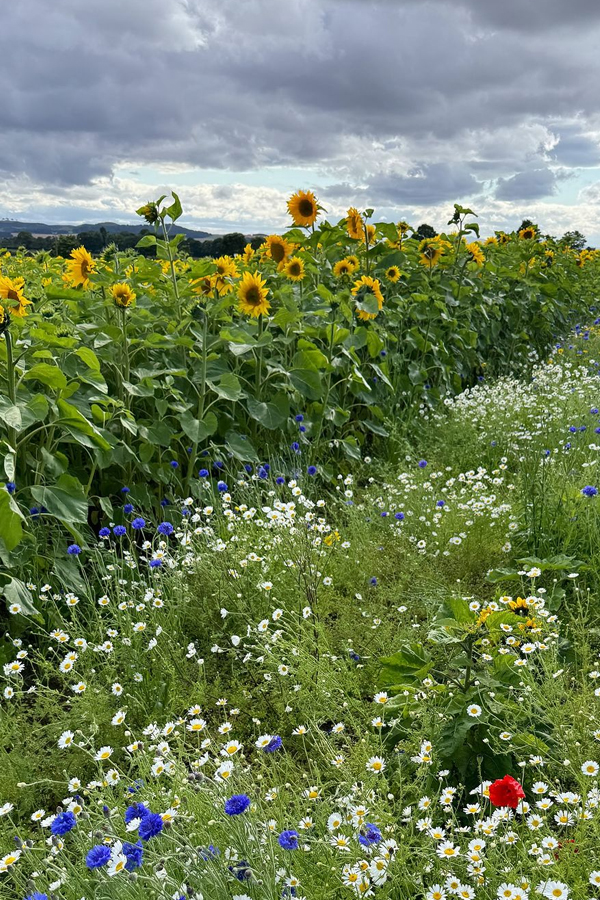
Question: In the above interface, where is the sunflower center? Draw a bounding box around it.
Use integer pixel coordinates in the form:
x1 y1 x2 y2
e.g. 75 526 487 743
298 199 314 217
289 263 301 276
81 260 90 276
7 289 19 301
245 287 261 306
271 244 285 263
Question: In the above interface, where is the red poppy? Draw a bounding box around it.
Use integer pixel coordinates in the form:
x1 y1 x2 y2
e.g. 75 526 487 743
488 775 525 808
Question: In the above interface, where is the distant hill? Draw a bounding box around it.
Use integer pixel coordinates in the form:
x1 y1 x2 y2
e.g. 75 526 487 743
0 219 213 239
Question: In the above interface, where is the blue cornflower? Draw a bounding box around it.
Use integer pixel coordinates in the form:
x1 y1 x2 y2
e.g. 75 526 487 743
257 467 268 479
25 894 48 900
349 651 360 662
125 803 150 824
394 512 405 520
51 810 77 835
113 525 127 537
229 860 251 881
132 517 146 530
295 414 304 422
213 460 224 470
592 408 599 415
264 735 282 752
199 468 209 478
276 476 285 485
582 485 598 497
380 511 388 517
224 794 250 816
123 503 134 514
160 498 170 507
359 823 382 847
123 840 144 871
170 460 179 468
299 425 306 432
291 442 300 453
418 459 427 468
5 481 16 494
380 349 387 357
67 544 81 556
157 522 174 536
127 779 144 794
121 486 130 494
138 812 164 841
149 559 163 569
99 527 111 538
30 507 40 518
244 464 253 473
278 830 299 850
86 844 111 869
263 463 270 472
490 440 497 447
369 577 377 586
199 844 220 860
307 465 317 476
181 507 190 517
436 500 445 508
569 425 577 433
217 481 228 492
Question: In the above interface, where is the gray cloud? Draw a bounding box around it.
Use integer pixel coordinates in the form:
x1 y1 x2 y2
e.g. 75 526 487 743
1 0 600 229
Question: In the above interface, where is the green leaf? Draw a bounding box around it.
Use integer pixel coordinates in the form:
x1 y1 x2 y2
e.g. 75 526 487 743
2 577 39 616
0 400 22 431
136 234 157 248
179 411 218 444
0 491 24 552
56 400 111 450
289 369 323 400
225 430 260 463
24 363 67 391
247 396 289 430
75 347 101 371
164 191 183 222
379 643 433 690
30 474 88 524
207 373 243 401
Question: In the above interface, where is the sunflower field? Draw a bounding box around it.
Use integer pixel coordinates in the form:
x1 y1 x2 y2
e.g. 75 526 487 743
4 193 600 900
0 192 599 564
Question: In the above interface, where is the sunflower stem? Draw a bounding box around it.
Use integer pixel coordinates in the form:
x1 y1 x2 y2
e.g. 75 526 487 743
184 312 209 496
255 314 264 399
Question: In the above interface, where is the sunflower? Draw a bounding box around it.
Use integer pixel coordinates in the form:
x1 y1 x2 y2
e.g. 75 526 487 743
110 283 136 309
0 276 32 317
287 189 319 227
237 271 270 318
466 242 485 267
345 207 365 241
484 236 498 247
264 235 292 269
333 259 355 279
387 221 411 249
212 255 239 296
363 223 376 245
191 275 217 296
519 226 537 241
242 244 255 263
351 275 384 321
385 265 402 283
284 257 305 282
418 238 445 268
65 246 95 288
497 232 510 244
345 255 359 271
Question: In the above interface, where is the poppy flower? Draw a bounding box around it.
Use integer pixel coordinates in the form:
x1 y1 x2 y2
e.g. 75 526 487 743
488 775 525 808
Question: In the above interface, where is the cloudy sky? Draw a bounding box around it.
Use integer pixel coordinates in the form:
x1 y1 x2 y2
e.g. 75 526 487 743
3 0 600 240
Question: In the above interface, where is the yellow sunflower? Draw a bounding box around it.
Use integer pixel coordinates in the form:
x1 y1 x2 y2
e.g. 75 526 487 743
333 259 355 278
110 283 136 308
466 242 485 267
264 235 292 269
237 271 270 318
242 243 255 263
287 189 319 227
418 238 450 268
363 223 376 245
351 275 384 321
0 276 32 317
484 236 498 247
345 255 359 271
497 232 510 244
65 246 95 288
385 265 402 283
213 255 239 296
191 275 217 296
519 226 537 241
345 207 365 241
284 257 305 282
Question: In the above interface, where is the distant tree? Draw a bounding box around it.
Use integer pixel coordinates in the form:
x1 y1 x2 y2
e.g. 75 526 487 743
99 226 108 249
16 231 33 249
559 230 587 252
250 236 265 251
221 232 246 256
54 235 79 257
77 231 104 254
414 223 437 241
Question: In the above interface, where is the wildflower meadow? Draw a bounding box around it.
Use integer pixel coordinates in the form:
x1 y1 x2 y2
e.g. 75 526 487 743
3 193 600 900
